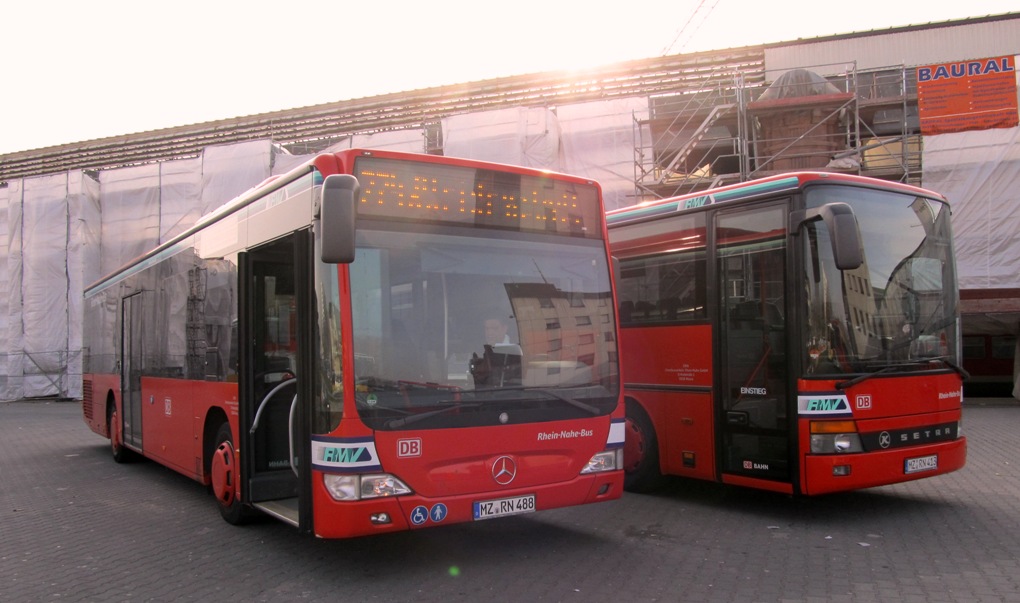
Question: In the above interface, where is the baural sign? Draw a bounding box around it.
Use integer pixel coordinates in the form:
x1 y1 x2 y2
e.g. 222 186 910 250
917 55 1019 135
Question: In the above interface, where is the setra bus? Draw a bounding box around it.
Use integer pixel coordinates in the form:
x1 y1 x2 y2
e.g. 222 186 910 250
607 172 966 495
82 149 624 537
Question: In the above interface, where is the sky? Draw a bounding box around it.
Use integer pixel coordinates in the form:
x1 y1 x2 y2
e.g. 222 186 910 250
2 0 1017 155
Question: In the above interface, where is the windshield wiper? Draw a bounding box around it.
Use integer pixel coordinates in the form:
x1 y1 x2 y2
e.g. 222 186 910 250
932 356 971 380
836 366 897 390
469 385 603 416
385 401 482 429
836 356 969 390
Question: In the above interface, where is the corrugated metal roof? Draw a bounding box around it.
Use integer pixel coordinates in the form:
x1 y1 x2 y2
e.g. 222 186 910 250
765 13 1020 75
0 48 765 184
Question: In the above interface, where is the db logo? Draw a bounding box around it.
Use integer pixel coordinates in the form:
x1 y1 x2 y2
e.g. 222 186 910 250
398 438 422 458
856 395 872 410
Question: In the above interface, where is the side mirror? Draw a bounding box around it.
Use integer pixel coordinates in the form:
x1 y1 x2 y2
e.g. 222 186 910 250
792 202 863 270
320 174 358 264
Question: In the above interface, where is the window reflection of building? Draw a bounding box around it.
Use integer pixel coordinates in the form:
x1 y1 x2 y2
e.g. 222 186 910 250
505 283 616 385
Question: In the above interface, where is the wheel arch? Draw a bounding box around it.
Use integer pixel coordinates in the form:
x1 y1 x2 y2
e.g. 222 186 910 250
202 407 231 482
104 390 118 438
623 394 665 492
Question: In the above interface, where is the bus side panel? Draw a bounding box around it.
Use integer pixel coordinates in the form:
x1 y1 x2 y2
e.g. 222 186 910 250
620 324 713 387
635 389 716 481
621 324 714 479
82 373 120 437
140 377 238 482
141 377 197 478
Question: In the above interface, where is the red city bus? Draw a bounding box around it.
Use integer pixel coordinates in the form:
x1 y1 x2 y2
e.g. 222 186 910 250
83 149 624 538
607 172 966 495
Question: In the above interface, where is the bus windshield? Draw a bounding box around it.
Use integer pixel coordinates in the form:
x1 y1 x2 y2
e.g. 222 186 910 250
801 185 958 375
349 225 619 430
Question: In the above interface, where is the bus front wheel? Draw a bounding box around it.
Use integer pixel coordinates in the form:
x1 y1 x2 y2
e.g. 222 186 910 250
211 422 250 525
623 400 663 493
107 402 131 464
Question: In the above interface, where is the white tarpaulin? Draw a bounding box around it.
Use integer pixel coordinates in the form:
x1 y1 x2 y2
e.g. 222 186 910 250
1 172 98 399
559 98 649 211
65 171 98 400
3 180 24 400
22 174 70 397
922 126 1020 290
200 140 274 217
99 164 161 277
0 184 11 399
159 156 203 243
443 107 564 170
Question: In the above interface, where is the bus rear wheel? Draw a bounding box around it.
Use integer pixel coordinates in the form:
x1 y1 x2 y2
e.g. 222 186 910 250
211 422 251 525
623 401 663 493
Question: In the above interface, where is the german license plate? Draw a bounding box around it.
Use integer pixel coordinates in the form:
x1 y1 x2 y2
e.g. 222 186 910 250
473 494 536 520
904 454 938 474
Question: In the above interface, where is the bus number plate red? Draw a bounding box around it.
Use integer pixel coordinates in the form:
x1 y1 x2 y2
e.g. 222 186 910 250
904 454 938 474
473 494 536 520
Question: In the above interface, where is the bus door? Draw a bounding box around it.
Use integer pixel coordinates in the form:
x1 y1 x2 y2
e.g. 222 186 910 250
715 203 791 483
120 291 146 452
239 232 313 530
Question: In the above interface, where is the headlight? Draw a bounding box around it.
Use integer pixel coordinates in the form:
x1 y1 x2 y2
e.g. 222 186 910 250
810 433 864 454
809 420 863 454
580 449 623 474
323 473 412 501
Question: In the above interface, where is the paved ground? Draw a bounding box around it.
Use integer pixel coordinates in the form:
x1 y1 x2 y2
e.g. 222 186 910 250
1 398 1018 602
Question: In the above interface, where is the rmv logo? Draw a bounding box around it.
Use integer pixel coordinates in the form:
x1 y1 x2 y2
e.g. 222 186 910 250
322 446 369 463
806 398 847 411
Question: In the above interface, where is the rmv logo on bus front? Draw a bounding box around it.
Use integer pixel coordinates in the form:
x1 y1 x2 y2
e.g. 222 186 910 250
322 446 371 463
806 398 847 411
799 395 852 416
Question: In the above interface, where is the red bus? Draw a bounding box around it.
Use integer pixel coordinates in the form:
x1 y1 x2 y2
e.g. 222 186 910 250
607 172 966 495
83 149 624 538
962 333 1015 397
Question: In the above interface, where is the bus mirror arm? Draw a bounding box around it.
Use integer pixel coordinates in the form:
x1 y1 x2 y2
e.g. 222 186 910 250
320 174 359 264
791 203 863 271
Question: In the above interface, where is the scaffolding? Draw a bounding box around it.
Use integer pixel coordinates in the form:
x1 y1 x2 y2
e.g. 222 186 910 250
634 62 923 201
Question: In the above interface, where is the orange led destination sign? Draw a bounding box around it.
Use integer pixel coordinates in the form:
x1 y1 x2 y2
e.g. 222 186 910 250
917 55 1019 135
353 156 600 238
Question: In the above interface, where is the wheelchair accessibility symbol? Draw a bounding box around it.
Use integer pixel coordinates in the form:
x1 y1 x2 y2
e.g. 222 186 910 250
410 503 448 525
410 506 429 525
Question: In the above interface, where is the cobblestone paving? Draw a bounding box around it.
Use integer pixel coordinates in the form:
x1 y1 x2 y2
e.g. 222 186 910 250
1 399 1017 602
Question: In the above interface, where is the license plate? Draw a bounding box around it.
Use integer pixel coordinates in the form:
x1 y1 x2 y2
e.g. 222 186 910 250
473 494 536 520
905 454 938 474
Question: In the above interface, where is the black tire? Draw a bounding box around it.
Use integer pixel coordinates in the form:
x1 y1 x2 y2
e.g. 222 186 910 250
211 422 252 525
107 401 132 464
623 400 664 493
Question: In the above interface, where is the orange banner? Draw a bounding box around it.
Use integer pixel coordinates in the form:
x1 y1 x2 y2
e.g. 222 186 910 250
917 55 1018 135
